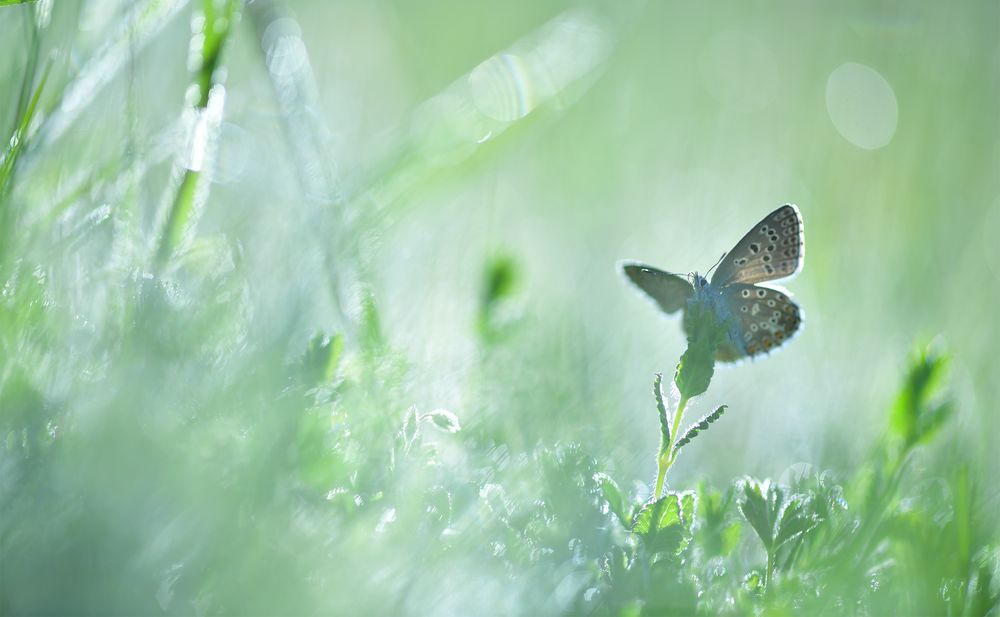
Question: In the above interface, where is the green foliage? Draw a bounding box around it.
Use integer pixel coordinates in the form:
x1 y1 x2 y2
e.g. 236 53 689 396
673 300 727 400
653 372 670 445
889 344 954 451
672 404 727 455
477 253 521 343
632 491 697 558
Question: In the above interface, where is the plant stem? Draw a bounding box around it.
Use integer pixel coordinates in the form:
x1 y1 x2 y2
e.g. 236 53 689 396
654 394 688 499
764 549 775 594
153 0 239 270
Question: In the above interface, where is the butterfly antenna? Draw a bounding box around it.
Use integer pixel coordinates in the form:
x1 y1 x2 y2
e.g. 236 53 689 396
705 252 726 278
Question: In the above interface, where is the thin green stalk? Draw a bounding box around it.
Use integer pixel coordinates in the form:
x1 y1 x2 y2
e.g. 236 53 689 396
764 548 775 594
654 394 688 499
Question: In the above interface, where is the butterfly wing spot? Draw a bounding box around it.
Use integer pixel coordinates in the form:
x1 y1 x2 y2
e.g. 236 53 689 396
721 281 802 359
711 205 804 286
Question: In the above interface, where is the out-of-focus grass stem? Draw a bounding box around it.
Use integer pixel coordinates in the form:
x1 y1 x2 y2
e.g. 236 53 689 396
247 0 348 325
153 0 240 270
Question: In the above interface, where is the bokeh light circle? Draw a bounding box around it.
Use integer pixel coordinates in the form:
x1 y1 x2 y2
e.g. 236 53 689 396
825 62 898 150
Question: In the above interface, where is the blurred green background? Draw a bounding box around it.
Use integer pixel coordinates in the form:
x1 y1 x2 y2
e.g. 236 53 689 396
1 0 997 614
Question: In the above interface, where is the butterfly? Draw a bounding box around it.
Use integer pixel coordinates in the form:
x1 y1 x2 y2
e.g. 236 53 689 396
622 204 804 362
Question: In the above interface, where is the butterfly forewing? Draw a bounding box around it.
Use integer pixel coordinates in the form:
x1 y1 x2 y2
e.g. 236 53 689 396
711 204 804 287
722 284 802 358
622 263 693 314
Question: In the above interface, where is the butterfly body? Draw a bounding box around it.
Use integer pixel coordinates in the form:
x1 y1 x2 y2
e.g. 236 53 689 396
623 205 804 362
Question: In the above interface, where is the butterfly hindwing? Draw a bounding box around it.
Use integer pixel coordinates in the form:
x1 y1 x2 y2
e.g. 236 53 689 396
721 283 802 358
711 204 804 287
622 263 693 314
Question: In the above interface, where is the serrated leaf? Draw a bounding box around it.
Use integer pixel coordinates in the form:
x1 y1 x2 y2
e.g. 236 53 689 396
739 478 776 550
672 405 727 456
654 372 670 445
632 492 695 556
422 408 461 433
678 490 697 526
773 495 820 549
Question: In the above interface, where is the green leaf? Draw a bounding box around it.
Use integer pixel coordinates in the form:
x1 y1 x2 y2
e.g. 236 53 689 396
422 408 461 433
594 472 629 526
739 478 777 551
916 401 954 445
477 253 520 342
401 405 420 451
632 491 696 556
720 521 742 556
672 405 727 456
653 372 670 446
773 495 820 549
675 301 728 400
889 344 950 448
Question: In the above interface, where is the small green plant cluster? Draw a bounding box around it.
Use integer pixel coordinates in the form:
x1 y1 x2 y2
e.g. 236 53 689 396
588 345 997 615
